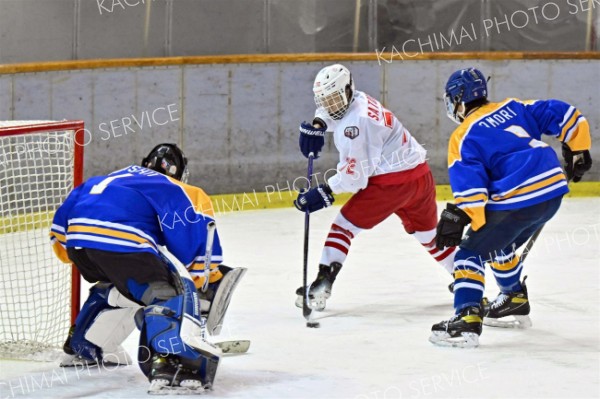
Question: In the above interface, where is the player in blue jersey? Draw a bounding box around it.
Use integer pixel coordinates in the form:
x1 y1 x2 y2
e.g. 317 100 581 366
50 144 245 393
429 68 592 347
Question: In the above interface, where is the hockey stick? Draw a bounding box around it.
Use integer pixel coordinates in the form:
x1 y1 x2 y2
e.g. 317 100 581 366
213 339 251 354
519 176 572 263
520 225 543 263
202 221 217 293
302 153 319 328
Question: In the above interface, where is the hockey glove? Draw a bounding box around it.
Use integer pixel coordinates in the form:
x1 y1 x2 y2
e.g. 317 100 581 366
294 184 335 213
435 203 471 250
562 143 592 182
299 118 327 159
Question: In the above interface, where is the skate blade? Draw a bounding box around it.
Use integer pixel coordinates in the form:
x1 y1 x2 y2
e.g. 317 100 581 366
429 331 480 348
60 355 98 367
295 295 326 312
483 315 532 329
148 379 209 395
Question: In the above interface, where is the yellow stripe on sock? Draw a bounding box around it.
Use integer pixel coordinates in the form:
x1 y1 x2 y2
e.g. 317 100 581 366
454 270 485 284
491 255 520 271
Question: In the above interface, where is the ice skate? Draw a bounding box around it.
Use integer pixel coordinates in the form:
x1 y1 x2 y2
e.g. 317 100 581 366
429 305 483 348
295 262 342 311
483 277 531 329
148 354 211 395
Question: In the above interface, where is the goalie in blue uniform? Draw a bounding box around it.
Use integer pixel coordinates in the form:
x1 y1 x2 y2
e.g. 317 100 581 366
430 68 592 348
50 143 246 392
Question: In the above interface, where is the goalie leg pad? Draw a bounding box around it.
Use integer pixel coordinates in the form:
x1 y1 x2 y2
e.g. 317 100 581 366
63 284 139 366
84 307 137 365
65 283 113 362
139 295 220 388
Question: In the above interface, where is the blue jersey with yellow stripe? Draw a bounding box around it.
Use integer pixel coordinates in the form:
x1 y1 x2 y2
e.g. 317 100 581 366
448 98 591 231
50 165 223 287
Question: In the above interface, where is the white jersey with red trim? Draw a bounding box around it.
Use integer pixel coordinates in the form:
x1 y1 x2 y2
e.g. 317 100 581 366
315 90 427 194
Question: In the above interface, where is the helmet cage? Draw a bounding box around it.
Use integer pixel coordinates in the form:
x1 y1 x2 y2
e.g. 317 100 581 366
141 143 189 183
313 64 354 120
444 89 465 124
314 91 350 120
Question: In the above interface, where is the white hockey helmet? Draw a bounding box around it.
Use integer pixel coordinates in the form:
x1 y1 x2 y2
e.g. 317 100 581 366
313 64 355 120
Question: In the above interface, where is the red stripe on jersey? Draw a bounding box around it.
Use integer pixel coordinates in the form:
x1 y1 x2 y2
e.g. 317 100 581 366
434 247 455 262
332 223 354 239
325 241 349 255
327 232 352 246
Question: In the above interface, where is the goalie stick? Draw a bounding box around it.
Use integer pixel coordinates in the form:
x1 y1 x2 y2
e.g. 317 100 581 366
202 221 217 293
213 340 251 354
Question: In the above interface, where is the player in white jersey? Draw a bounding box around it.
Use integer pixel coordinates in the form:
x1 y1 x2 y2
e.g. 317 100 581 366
294 64 456 310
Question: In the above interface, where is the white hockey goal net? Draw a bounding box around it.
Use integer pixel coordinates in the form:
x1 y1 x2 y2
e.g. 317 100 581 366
0 120 84 360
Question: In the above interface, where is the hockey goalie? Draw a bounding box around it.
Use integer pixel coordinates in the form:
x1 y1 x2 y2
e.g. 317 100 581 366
49 143 246 394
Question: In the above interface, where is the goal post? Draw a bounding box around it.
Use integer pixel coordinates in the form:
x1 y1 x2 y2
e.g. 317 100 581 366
0 120 84 360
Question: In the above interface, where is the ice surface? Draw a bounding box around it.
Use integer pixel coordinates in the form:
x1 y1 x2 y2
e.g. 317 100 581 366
1 199 598 399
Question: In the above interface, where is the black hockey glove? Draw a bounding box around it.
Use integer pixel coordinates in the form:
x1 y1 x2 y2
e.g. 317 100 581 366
294 184 334 213
299 118 327 159
562 143 592 182
435 203 471 250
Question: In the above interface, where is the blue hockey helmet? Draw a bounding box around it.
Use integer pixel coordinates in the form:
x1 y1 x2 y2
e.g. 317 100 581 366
444 68 488 124
142 143 189 183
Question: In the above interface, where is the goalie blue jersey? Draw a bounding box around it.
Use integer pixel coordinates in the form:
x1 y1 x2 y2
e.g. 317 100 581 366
449 98 591 231
50 165 223 283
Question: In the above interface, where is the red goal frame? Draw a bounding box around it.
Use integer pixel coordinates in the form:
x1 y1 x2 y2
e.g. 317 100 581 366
0 120 85 325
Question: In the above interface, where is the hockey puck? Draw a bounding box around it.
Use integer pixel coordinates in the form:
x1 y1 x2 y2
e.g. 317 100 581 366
306 321 320 328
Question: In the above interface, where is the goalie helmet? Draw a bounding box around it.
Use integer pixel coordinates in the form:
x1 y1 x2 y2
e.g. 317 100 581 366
141 143 189 183
444 67 488 124
313 64 355 120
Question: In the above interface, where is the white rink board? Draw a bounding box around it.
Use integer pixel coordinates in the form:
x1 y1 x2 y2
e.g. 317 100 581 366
0 198 598 399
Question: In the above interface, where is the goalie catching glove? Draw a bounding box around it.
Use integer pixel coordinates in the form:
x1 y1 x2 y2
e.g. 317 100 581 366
562 143 592 182
435 203 471 250
294 184 335 213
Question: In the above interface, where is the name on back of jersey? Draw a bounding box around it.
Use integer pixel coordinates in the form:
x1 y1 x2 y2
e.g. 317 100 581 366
125 165 161 176
477 105 518 128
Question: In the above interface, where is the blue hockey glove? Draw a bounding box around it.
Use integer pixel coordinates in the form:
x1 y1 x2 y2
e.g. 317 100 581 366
299 119 327 159
294 184 335 213
562 143 592 182
435 203 471 250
